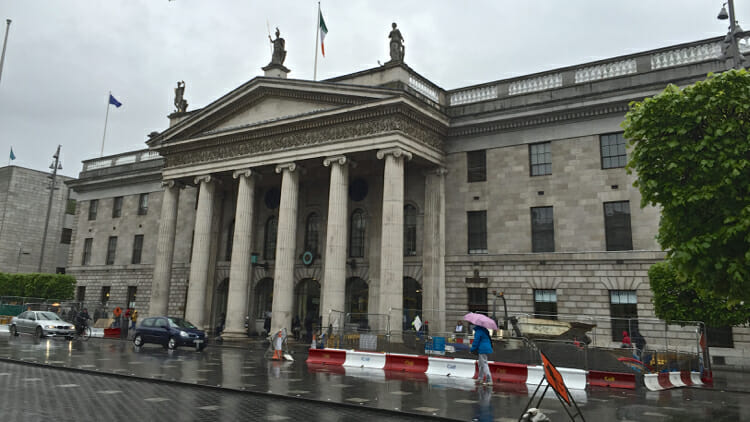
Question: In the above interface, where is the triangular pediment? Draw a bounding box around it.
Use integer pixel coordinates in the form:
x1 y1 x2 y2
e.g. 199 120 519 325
209 96 337 133
149 78 397 148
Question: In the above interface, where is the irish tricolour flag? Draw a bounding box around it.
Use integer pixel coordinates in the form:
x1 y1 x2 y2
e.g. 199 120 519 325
319 9 328 56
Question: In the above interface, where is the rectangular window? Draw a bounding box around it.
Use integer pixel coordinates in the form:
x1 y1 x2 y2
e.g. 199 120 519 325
467 211 487 254
82 238 93 265
106 236 118 265
534 289 558 320
604 201 633 251
126 286 137 309
65 199 76 215
100 286 110 305
138 193 149 215
112 196 123 218
466 150 487 182
76 286 86 302
610 290 638 341
467 288 488 315
131 234 144 264
706 326 734 348
529 142 552 176
531 206 554 252
600 133 627 169
88 199 98 221
55 267 65 274
60 228 72 244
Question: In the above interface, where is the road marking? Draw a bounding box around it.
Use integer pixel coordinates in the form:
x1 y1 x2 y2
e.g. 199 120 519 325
345 397 370 403
197 405 220 410
144 397 170 402
413 407 440 413
455 399 477 404
390 391 412 396
57 384 79 388
23 378 42 381
98 390 122 394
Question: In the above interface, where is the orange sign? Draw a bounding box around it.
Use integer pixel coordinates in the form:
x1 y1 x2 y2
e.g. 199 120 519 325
541 351 570 405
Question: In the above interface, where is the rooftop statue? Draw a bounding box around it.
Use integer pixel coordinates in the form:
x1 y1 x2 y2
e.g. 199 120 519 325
388 22 405 62
269 27 287 66
174 81 188 113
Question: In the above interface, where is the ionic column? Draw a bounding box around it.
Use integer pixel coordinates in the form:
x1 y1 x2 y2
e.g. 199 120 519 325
223 169 258 339
148 180 181 317
321 156 351 329
185 175 217 330
422 168 447 333
376 148 412 337
271 163 300 333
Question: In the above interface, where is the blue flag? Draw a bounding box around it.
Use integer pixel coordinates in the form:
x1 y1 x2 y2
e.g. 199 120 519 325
109 94 122 108
9 147 15 160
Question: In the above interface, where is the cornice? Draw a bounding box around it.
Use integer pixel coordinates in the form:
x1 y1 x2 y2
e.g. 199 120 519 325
162 103 447 168
447 102 631 139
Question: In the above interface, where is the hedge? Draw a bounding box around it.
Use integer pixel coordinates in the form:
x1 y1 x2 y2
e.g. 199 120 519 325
0 272 76 301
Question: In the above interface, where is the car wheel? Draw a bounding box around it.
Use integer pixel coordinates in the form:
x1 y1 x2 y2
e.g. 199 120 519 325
9 325 18 336
133 334 144 347
168 337 177 350
35 327 43 339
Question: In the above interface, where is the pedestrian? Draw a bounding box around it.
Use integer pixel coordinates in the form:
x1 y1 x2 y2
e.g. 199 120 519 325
621 330 632 348
304 313 313 343
455 320 465 337
632 329 647 360
263 312 271 336
292 315 301 340
470 325 494 385
130 309 138 330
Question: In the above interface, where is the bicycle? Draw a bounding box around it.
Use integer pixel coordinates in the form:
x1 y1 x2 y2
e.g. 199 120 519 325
73 323 91 341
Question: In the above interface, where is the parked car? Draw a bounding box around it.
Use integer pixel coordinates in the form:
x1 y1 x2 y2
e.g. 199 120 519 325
10 311 76 339
133 316 206 350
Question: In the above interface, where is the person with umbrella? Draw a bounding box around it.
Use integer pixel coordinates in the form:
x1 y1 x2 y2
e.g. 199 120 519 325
465 312 496 385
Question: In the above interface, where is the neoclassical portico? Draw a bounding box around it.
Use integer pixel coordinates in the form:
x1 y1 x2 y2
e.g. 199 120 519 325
146 66 449 334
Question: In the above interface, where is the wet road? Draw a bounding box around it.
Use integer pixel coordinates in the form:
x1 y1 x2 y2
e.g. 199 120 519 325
0 333 749 421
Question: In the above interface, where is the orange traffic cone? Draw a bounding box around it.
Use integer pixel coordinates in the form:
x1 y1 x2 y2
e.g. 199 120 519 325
272 349 282 360
311 334 316 349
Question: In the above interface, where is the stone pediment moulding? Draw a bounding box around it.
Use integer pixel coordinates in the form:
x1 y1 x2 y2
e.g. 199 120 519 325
162 106 445 168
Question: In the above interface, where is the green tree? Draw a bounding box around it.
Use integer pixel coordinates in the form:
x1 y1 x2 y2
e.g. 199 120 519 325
623 69 750 319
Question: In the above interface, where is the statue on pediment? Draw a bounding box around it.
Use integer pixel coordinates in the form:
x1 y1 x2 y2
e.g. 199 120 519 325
388 22 405 62
174 81 188 113
269 27 287 66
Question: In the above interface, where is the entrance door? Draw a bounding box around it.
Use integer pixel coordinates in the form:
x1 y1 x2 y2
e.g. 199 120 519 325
403 277 422 330
295 278 321 336
345 277 369 329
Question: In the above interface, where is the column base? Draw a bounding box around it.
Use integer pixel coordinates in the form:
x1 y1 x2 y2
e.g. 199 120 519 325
221 330 250 340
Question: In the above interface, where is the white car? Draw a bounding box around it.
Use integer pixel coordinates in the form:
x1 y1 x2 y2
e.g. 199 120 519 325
10 311 76 339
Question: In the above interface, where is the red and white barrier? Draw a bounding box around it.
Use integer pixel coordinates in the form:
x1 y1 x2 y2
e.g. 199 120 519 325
425 357 477 378
644 371 705 391
526 365 588 390
343 350 386 369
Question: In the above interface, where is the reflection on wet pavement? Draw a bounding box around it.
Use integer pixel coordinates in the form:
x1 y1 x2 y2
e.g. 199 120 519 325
0 334 749 421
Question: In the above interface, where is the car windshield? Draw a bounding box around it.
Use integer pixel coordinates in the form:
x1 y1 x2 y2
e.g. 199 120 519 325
167 318 197 330
37 312 62 321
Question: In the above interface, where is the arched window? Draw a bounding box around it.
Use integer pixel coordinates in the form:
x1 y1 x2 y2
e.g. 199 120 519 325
349 209 366 258
404 204 417 256
263 216 278 260
304 212 320 256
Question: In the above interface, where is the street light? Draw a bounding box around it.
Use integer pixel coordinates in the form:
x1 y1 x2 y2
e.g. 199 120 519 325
38 145 62 273
717 0 746 69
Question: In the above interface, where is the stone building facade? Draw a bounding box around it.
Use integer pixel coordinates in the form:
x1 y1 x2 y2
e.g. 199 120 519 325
66 31 750 362
0 165 75 274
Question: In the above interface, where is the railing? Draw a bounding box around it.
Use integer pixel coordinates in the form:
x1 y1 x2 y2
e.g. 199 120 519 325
408 75 439 102
446 32 746 107
82 149 162 172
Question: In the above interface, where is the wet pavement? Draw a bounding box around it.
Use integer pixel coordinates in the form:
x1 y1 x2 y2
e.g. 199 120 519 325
1 331 750 421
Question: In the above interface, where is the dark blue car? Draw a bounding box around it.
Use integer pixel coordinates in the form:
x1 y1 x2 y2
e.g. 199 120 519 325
133 316 206 351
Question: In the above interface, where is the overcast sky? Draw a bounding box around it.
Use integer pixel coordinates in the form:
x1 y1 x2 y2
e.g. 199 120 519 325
0 1 744 178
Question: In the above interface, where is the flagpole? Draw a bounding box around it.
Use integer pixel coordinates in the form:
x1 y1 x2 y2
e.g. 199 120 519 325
0 19 11 88
313 2 320 81
100 91 111 157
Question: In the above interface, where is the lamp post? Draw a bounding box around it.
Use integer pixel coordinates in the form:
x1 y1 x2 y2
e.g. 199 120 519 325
38 145 62 273
0 19 11 87
718 0 746 69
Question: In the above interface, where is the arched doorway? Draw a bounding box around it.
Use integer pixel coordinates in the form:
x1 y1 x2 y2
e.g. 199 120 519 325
346 277 369 329
213 278 229 332
295 278 321 340
254 278 273 319
403 277 423 330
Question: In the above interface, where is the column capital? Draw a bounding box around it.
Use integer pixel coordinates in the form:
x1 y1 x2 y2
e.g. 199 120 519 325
376 147 413 161
194 174 218 185
323 155 356 168
232 168 260 180
161 179 185 189
423 167 448 177
275 162 303 174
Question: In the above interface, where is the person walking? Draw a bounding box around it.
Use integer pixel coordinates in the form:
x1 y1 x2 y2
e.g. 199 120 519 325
471 325 494 385
130 309 138 330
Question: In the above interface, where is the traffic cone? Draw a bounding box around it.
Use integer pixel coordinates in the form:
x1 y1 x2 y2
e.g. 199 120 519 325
311 333 316 349
272 349 282 360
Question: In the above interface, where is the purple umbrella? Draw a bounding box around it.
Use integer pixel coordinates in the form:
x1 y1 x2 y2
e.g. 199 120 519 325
463 312 498 331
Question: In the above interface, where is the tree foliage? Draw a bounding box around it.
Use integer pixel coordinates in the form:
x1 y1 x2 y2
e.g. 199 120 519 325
649 261 750 326
0 272 76 300
623 69 750 308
